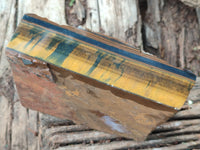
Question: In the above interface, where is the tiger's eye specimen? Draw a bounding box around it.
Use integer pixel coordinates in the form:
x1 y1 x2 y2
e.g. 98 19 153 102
6 14 196 141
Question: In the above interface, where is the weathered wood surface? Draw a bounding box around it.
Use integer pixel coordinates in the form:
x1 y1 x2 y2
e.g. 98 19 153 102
143 0 200 75
0 0 200 149
180 0 200 7
0 1 17 150
0 0 66 150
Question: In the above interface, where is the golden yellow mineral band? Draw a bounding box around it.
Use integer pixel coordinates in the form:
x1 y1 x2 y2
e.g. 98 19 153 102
7 14 196 109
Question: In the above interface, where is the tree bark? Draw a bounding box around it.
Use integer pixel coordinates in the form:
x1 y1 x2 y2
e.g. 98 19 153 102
143 0 200 75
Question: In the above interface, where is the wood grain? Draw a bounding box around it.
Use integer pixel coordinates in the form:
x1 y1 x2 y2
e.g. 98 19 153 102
143 0 200 75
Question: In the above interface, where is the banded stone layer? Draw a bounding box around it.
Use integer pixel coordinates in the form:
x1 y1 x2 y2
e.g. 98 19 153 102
6 14 196 141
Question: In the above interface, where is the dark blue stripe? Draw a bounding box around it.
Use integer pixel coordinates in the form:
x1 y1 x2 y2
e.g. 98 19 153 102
46 40 79 65
86 51 107 75
22 15 196 80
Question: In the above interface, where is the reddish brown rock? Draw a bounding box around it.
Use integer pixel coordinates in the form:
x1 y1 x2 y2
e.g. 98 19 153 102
6 50 177 141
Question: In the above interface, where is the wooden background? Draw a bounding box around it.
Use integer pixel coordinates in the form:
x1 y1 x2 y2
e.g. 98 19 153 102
0 0 200 149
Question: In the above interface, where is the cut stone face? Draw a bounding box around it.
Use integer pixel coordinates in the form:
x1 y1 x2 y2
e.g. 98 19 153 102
6 14 196 141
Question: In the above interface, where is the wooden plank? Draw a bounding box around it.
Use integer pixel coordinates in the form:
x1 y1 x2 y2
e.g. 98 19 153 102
55 141 138 150
97 0 143 48
44 125 91 138
154 119 200 132
147 140 200 150
17 0 66 25
0 0 16 58
0 0 16 73
11 102 39 150
180 0 200 7
0 0 16 150
55 133 200 150
11 102 29 150
48 131 117 146
26 110 39 150
3 0 67 150
0 96 12 150
85 0 100 32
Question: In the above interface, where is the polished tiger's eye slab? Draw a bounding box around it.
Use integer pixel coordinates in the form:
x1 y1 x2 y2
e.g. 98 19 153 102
6 14 196 141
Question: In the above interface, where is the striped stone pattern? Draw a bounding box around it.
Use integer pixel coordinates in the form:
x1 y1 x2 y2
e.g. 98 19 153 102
7 14 196 109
